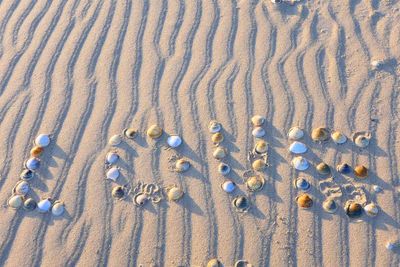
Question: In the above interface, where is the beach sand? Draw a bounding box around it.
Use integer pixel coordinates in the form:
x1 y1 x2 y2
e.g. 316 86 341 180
0 0 399 266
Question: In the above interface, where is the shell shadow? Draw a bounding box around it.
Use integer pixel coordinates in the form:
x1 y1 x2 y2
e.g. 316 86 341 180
50 143 68 160
179 193 203 216
264 121 284 148
131 134 149 148
177 141 202 163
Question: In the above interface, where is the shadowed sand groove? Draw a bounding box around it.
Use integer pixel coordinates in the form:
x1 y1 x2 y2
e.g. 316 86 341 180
0 0 21 57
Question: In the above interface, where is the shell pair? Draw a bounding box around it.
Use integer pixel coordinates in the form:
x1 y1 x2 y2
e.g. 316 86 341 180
8 195 37 211
313 127 347 144
251 115 266 138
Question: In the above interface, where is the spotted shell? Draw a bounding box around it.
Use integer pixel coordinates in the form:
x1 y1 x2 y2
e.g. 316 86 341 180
296 194 313 208
134 193 148 206
175 159 190 173
246 175 265 192
23 198 37 211
289 141 307 154
251 115 266 127
316 162 330 175
37 198 52 213
293 177 310 191
364 202 379 217
106 167 120 182
218 162 231 175
30 146 44 157
109 134 122 146
12 180 30 196
331 131 347 144
20 169 34 181
311 127 329 142
232 196 250 212
344 200 363 218
106 151 119 165
213 147 227 160
35 134 51 148
167 135 182 148
221 180 236 193
123 128 137 139
8 194 23 209
147 125 163 139
211 132 224 144
322 198 338 213
25 157 41 171
354 165 368 178
252 127 265 138
291 156 309 171
352 131 371 148
112 186 125 199
254 140 268 154
287 126 304 140
208 120 222 133
207 259 222 267
337 163 352 174
166 186 184 201
51 201 65 216
252 159 266 171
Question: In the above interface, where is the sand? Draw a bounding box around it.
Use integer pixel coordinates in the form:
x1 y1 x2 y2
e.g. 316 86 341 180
0 0 399 266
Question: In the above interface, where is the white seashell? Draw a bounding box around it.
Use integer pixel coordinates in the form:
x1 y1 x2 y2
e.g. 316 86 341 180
134 193 148 206
252 127 265 138
218 163 231 175
167 135 182 148
353 132 371 148
291 156 309 171
25 157 41 171
51 201 65 216
322 198 338 213
35 134 51 147
106 167 120 182
221 180 236 193
37 198 52 213
208 120 222 133
287 126 304 140
289 141 307 154
13 180 30 196
8 195 23 209
331 131 347 144
213 147 227 160
106 151 119 165
293 177 310 191
372 185 383 193
109 134 122 146
371 59 385 70
251 115 266 127
364 203 379 217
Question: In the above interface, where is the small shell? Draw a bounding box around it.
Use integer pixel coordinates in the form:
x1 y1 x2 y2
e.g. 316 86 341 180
207 259 222 267
331 131 347 144
311 127 329 142
8 195 23 209
175 159 190 173
208 120 222 133
252 127 265 138
322 198 338 213
106 167 120 182
364 202 379 217
352 131 371 148
37 198 52 213
25 157 41 171
213 147 227 160
252 159 266 171
254 140 268 154
51 201 65 216
232 196 250 212
218 163 231 175
336 163 352 174
109 134 122 146
288 141 307 154
35 134 51 147
211 132 224 144
372 185 383 193
147 125 163 139
246 175 265 192
30 146 44 157
291 156 309 171
344 200 363 218
287 126 304 140
354 165 368 178
23 198 37 211
166 186 184 201
234 260 253 267
386 240 399 251
12 180 30 196
106 151 119 165
316 162 331 175
296 194 313 208
221 180 236 193
20 169 34 181
123 128 137 139
134 193 148 206
167 135 182 148
293 177 310 191
112 186 125 199
251 115 266 126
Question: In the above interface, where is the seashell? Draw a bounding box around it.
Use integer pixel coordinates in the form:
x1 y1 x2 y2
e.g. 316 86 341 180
252 127 265 138
30 146 44 157
106 151 119 165
51 201 65 216
20 169 34 181
8 194 23 209
106 167 120 182
23 198 37 211
254 140 268 154
372 185 383 193
336 163 352 174
322 198 338 213
12 180 30 196
109 134 122 146
296 194 313 208
207 259 222 267
246 175 265 192
134 193 148 206
252 159 266 171
37 198 52 213
234 260 253 267
331 131 347 144
316 162 330 175
352 131 371 148
291 156 309 171
25 157 41 171
112 186 125 199
147 124 163 139
311 127 329 142
287 126 304 140
166 186 184 201
35 134 51 147
167 135 182 148
211 132 224 144
218 163 231 175
221 180 236 193
371 59 384 70
123 128 137 139
213 147 227 160
208 120 222 133
385 240 399 251
364 202 379 217
251 115 266 127
175 159 190 173
289 141 307 154
344 200 363 218
354 165 368 178
293 177 310 191
232 196 250 212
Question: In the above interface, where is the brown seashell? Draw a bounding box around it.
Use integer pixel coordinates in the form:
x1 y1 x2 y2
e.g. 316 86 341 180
296 194 313 208
316 162 330 175
30 146 44 157
211 132 224 144
254 140 268 154
354 165 368 178
146 124 163 139
345 200 363 218
311 127 329 142
252 159 266 171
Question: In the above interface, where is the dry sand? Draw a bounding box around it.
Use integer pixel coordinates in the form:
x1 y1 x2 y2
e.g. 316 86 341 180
0 0 400 266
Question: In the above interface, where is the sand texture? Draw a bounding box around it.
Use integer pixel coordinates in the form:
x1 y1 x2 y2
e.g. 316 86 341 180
0 0 400 266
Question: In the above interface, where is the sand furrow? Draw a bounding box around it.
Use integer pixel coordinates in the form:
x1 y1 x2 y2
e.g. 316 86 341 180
0 0 21 57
